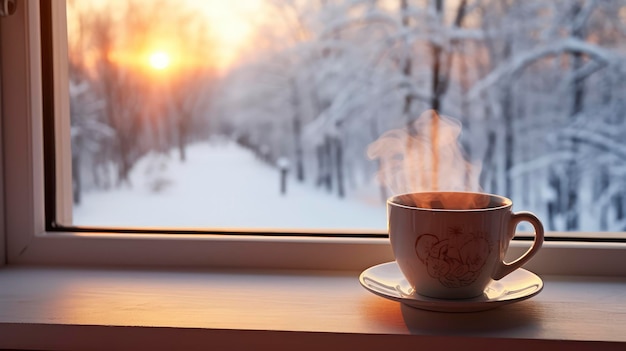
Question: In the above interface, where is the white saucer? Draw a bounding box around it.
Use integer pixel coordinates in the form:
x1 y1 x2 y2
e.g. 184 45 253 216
359 261 543 313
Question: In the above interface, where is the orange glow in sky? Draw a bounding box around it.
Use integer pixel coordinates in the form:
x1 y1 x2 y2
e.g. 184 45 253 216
68 0 265 73
193 0 262 69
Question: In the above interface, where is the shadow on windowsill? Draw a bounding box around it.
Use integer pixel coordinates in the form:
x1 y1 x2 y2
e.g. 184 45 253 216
400 300 544 338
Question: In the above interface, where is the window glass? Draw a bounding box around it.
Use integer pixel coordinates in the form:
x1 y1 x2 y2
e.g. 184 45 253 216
66 0 626 233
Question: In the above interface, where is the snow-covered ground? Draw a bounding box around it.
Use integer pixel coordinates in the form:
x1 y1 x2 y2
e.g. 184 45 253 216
73 141 387 231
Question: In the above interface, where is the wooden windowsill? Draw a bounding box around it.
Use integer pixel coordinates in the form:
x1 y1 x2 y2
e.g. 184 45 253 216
0 266 625 351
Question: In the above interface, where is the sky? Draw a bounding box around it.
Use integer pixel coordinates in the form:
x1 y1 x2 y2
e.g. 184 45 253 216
181 0 264 70
67 0 267 72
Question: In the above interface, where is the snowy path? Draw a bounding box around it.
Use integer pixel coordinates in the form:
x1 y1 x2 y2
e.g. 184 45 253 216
73 141 387 231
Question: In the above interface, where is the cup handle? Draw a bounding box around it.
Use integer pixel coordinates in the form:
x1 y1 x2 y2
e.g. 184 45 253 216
492 211 544 280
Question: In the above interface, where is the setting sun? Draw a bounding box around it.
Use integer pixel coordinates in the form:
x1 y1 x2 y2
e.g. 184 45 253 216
149 51 170 70
67 0 264 72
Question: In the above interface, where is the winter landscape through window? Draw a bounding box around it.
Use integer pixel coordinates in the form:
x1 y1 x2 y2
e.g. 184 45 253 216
66 0 626 234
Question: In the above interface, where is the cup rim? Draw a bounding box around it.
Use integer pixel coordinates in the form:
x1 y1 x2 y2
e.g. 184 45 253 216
387 191 512 212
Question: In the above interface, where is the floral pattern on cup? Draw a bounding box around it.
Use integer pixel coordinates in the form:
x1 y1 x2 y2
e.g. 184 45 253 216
414 227 492 288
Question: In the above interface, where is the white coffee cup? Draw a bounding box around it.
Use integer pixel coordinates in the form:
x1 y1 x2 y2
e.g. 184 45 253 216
388 191 544 299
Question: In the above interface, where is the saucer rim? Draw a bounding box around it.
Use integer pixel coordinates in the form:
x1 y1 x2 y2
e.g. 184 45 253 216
359 261 543 312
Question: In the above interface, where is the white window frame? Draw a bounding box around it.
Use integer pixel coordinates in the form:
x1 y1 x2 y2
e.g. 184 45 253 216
1 0 625 275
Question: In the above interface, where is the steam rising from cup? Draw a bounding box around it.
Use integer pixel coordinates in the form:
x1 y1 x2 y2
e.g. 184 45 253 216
367 110 483 208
